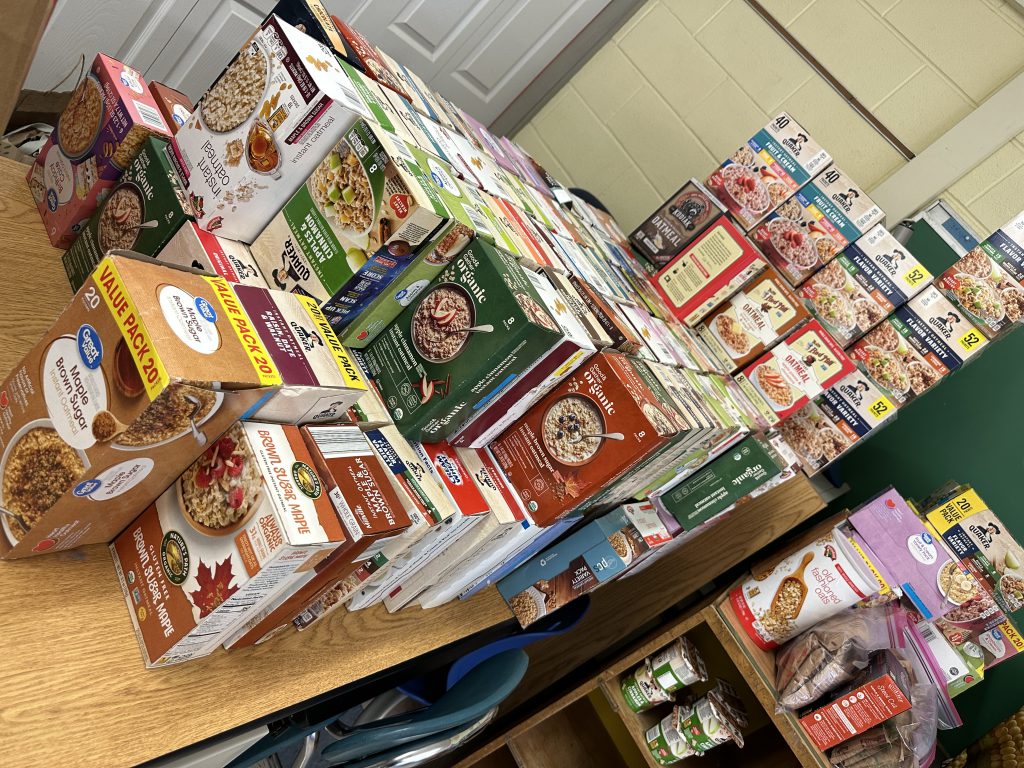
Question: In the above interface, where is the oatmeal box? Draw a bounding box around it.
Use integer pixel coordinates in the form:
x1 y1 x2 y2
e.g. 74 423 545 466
705 113 832 232
937 238 1024 339
361 239 568 443
0 255 282 558
28 54 172 248
849 314 948 407
696 268 809 372
896 286 989 372
751 166 884 284
489 352 682 526
629 179 727 270
653 216 767 326
111 422 345 666
734 319 855 426
169 14 368 243
144 221 268 287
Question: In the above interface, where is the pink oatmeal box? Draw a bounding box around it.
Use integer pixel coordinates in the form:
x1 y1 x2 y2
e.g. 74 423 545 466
27 54 170 248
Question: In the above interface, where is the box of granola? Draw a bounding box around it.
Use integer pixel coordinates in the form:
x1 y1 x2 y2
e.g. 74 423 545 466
28 54 171 248
168 15 368 243
705 113 831 231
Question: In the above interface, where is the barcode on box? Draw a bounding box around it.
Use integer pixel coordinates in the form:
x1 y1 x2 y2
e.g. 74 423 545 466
133 99 166 131
308 425 373 458
463 202 488 234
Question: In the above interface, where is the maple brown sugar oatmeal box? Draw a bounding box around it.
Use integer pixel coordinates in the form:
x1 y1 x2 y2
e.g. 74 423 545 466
0 256 279 558
110 422 346 667
169 14 368 244
489 352 682 526
705 112 832 232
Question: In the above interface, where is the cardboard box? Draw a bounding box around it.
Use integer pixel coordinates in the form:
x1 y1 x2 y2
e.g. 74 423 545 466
751 166 884 284
110 422 345 666
848 313 949 407
28 54 171 248
801 225 932 347
148 82 193 134
63 137 194 290
497 507 648 627
169 15 368 243
361 239 568 442
653 216 767 326
734 319 855 426
705 112 831 232
0 256 279 558
221 424 410 648
142 221 268 287
330 17 411 101
489 352 682 526
896 286 989 372
937 239 1024 339
629 179 728 269
567 274 644 353
696 268 808 371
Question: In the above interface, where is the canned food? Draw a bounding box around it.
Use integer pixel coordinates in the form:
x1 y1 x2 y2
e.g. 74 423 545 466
680 681 747 754
621 658 672 713
646 706 699 765
651 636 707 693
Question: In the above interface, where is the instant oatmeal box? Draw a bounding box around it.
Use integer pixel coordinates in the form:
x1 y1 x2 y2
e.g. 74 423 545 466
0 256 277 558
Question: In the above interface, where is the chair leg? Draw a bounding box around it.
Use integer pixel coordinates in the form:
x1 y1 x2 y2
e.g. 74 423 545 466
289 732 319 768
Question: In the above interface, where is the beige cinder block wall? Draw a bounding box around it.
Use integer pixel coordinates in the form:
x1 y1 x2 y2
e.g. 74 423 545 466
516 0 1024 237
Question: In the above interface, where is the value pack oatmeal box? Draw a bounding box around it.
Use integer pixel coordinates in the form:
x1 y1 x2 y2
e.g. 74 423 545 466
696 268 808 371
360 239 567 442
705 112 832 232
0 256 282 558
169 15 368 243
63 137 195 290
937 230 1024 338
145 222 268 287
629 179 727 270
734 319 855 426
489 352 682 526
751 166 884 284
111 422 345 666
250 120 475 331
653 216 767 326
801 224 932 347
28 54 172 248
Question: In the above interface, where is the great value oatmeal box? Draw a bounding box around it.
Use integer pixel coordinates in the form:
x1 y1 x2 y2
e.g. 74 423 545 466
705 113 831 232
360 239 567 442
28 54 172 248
169 15 368 243
734 319 855 426
0 256 280 558
653 216 767 326
751 166 884 284
111 422 345 666
489 352 682 526
696 268 808 371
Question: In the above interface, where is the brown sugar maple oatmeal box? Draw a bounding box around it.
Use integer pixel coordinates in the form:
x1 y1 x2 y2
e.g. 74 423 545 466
0 255 279 558
489 352 681 526
111 422 346 667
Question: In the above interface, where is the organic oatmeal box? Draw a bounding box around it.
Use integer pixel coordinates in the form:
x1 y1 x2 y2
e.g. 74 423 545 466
0 256 284 558
497 506 648 627
489 352 681 526
144 221 268 287
696 268 808 371
734 319 854 426
63 137 195 290
361 239 568 442
329 17 411 101
706 113 831 232
897 286 989 371
937 240 1024 339
752 166 884 284
169 15 368 243
111 422 345 666
629 179 727 270
28 54 171 248
148 82 193 134
653 216 767 326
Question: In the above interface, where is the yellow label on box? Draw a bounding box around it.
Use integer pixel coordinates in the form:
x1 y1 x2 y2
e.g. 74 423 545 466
847 536 892 596
296 294 366 390
904 267 928 288
1003 620 1024 653
958 328 987 353
94 257 170 400
867 395 895 422
926 488 986 534
203 276 281 386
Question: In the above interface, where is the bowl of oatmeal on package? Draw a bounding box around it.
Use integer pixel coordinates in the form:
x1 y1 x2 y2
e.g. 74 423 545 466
541 394 606 466
178 425 265 536
411 283 475 363
199 44 269 134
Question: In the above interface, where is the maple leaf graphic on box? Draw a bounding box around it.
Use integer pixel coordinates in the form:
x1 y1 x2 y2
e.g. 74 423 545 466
189 556 240 618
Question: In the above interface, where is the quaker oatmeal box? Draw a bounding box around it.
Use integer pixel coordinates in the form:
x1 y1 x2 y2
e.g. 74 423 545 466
734 319 854 426
0 256 284 558
849 315 945 407
752 166 884 284
111 422 345 666
898 286 989 371
780 371 897 474
146 222 268 287
629 179 727 270
250 119 474 332
705 112 831 232
653 216 767 326
361 239 567 442
489 352 681 526
169 15 368 243
696 268 808 371
802 224 931 347
937 232 1024 338
28 54 171 248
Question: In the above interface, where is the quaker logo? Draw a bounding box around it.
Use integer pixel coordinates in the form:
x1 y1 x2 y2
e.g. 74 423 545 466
228 257 260 281
876 247 906 275
434 452 464 486
313 400 348 421
929 312 961 339
782 131 808 156
839 378 871 406
474 468 498 492
289 320 324 352
668 196 708 231
831 188 859 213
271 239 312 289
969 522 1001 550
